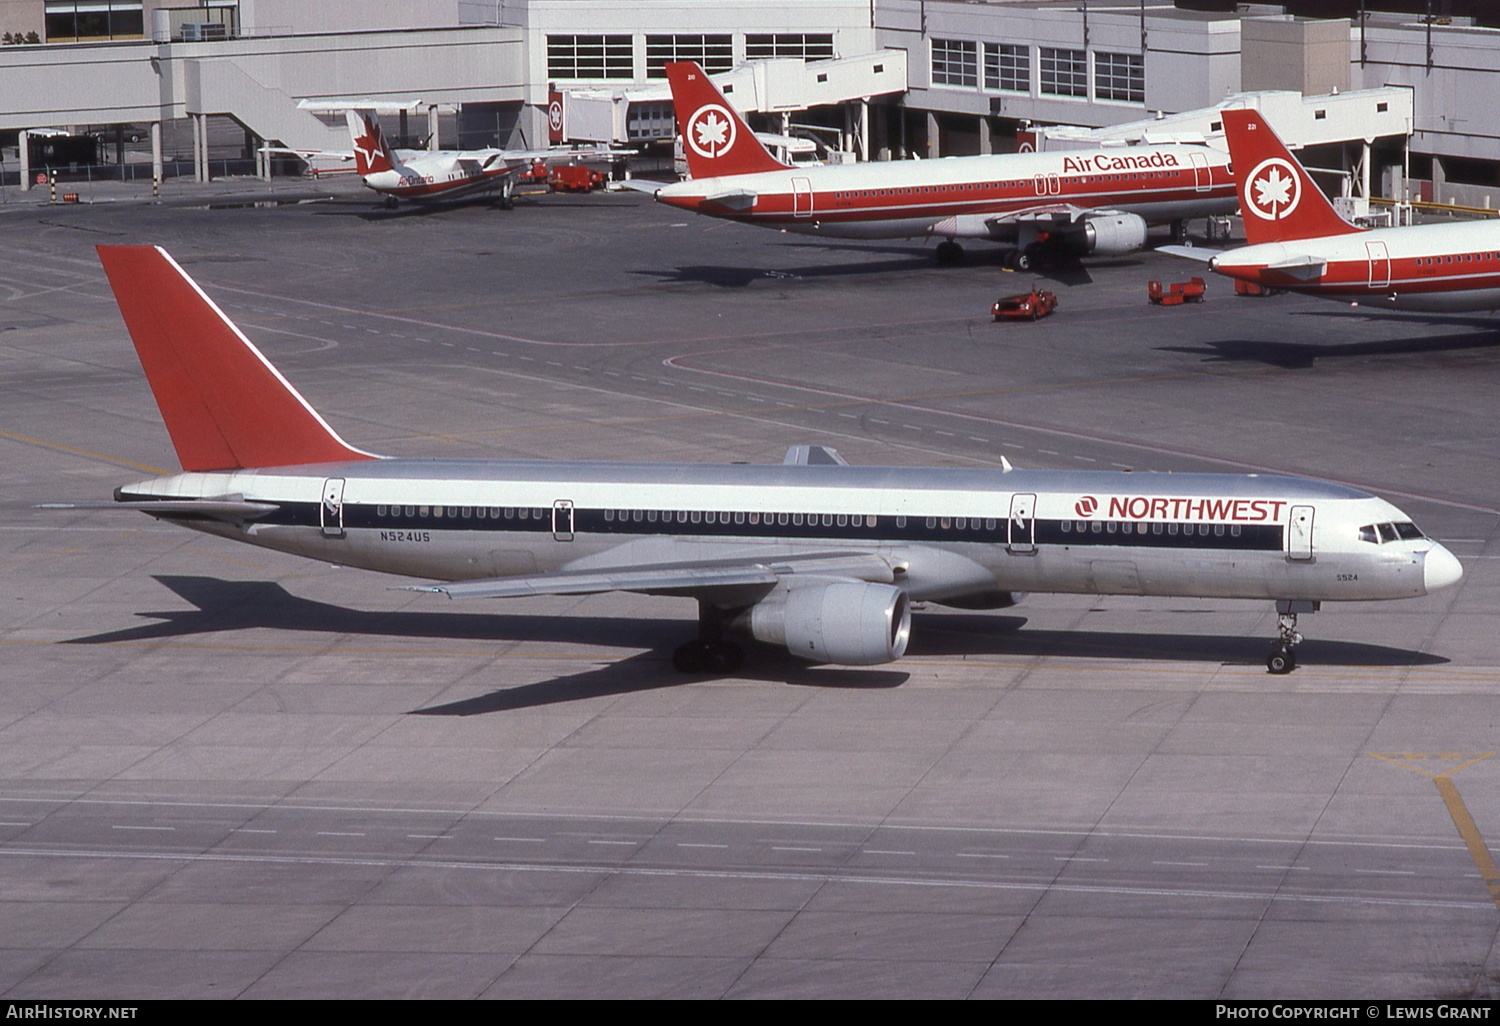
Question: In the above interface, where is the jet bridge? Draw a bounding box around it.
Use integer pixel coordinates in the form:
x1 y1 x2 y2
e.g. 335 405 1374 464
554 51 908 162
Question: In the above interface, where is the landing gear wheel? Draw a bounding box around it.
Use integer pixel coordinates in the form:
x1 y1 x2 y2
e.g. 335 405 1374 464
935 240 964 266
499 180 516 211
1267 645 1296 675
672 641 711 673
671 640 743 674
383 195 398 210
1013 248 1032 272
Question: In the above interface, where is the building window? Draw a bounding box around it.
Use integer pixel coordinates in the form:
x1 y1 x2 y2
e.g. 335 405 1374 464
931 39 978 88
1039 47 1087 98
646 34 732 78
1095 51 1144 103
625 100 675 141
746 33 834 61
984 42 1029 93
547 34 633 80
45 0 143 41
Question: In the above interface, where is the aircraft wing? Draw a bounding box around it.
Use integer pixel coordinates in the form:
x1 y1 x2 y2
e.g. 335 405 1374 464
259 146 354 161
405 550 897 602
929 203 1104 241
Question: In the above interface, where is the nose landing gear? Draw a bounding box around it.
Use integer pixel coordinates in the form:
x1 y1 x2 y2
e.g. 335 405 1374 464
1267 600 1319 674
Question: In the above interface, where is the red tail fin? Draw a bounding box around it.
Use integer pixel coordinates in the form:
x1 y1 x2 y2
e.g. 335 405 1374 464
1221 108 1362 245
664 62 788 178
347 109 398 176
96 246 377 472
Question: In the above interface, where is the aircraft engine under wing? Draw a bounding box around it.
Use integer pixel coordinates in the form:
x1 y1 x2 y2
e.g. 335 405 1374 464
407 549 905 663
929 206 1146 255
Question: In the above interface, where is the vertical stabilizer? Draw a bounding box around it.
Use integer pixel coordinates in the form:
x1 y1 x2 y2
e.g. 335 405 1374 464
346 109 401 176
1221 108 1363 246
664 62 789 178
96 245 378 472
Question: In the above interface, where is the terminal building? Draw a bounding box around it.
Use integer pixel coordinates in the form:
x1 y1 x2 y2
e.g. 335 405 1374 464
1 0 1497 209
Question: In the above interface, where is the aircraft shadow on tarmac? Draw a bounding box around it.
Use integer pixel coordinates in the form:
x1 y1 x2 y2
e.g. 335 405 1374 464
644 257 1096 289
1157 326 1500 369
64 576 1446 713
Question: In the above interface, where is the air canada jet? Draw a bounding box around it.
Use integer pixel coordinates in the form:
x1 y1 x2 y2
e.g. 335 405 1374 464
61 246 1462 675
630 62 1238 269
323 110 621 209
1162 109 1500 311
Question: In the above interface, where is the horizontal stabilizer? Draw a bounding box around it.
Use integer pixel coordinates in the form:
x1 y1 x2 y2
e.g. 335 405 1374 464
1265 255 1328 279
1156 244 1216 263
701 188 758 210
617 178 665 196
783 444 849 466
38 499 279 523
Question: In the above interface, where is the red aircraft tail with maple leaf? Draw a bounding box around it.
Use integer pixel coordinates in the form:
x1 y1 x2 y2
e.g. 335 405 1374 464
1221 108 1362 246
664 62 789 179
345 110 403 177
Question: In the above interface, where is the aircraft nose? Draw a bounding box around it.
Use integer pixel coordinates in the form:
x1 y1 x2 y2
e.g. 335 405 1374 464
1423 544 1465 594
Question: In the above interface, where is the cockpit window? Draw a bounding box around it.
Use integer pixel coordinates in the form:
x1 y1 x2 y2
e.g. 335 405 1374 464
1362 521 1427 544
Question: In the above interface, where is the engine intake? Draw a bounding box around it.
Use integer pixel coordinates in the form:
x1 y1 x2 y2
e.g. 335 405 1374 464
1078 213 1148 256
739 582 911 665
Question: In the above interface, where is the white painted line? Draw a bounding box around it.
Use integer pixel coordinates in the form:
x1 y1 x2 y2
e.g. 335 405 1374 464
772 846 821 852
318 831 365 837
1353 869 1417 876
1153 861 1208 867
234 828 277 834
678 843 729 849
407 834 450 840
864 850 916 856
588 840 638 846
112 825 174 831
956 852 1010 859
494 837 546 843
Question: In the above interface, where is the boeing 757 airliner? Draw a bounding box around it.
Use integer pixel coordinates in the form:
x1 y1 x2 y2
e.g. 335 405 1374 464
58 246 1463 675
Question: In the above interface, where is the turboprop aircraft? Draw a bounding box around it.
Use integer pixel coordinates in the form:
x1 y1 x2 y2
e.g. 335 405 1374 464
1161 108 1500 311
62 246 1462 675
630 62 1238 269
284 110 623 209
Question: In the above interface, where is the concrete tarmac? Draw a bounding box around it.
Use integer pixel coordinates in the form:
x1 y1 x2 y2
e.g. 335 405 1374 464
1 178 1498 998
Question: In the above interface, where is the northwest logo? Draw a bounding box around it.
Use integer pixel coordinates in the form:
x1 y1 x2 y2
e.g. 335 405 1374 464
1244 157 1301 221
686 104 737 160
1074 496 1098 517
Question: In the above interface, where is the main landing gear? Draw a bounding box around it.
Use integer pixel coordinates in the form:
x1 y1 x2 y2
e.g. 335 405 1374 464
671 602 744 674
1267 599 1319 674
935 240 965 265
496 178 516 211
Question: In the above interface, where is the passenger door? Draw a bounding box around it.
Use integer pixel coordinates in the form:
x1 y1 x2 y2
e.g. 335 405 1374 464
320 477 346 538
1366 240 1391 289
552 499 575 542
1287 505 1314 560
792 177 813 218
1007 493 1036 554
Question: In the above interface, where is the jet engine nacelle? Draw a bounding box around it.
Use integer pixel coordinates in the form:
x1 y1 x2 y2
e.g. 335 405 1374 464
741 582 912 665
1078 213 1148 256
